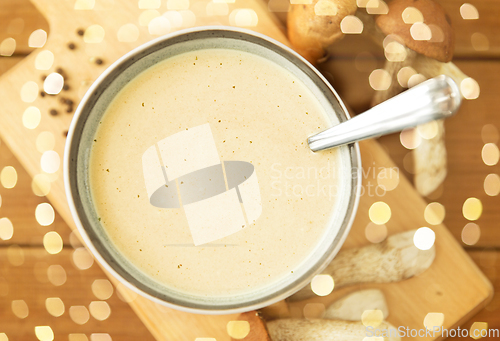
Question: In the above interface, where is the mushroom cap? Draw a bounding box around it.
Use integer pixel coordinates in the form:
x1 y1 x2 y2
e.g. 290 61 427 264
288 0 358 64
376 0 454 62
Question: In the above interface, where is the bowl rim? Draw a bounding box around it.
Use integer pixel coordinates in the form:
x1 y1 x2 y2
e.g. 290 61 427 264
64 26 362 315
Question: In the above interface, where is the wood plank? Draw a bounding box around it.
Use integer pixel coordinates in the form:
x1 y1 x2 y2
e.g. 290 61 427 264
0 56 24 76
0 0 50 56
448 250 500 341
0 247 155 340
1 137 71 246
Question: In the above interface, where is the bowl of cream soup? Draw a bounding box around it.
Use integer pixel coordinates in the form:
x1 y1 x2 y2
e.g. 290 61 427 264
64 27 361 314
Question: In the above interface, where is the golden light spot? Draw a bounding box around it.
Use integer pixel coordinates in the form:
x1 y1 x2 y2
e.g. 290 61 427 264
484 174 500 196
382 34 404 49
11 300 29 318
28 29 47 48
92 279 114 300
428 25 444 43
21 81 39 103
460 3 479 20
410 22 432 40
47 264 67 286
44 72 64 95
471 33 489 51
0 38 16 56
148 17 171 35
7 244 24 266
179 10 196 27
32 174 51 197
40 150 60 174
117 24 140 42
424 202 445 225
36 203 55 226
116 282 138 302
384 41 407 62
69 334 89 341
424 312 444 331
369 69 391 91
163 11 183 28
74 0 95 10
311 274 334 296
369 201 391 225
482 143 499 166
340 15 363 34
84 25 105 43
417 121 439 140
45 297 65 317
0 333 7 341
470 322 488 340
36 131 56 153
361 310 384 328
207 1 229 16
0 217 13 241
138 0 160 9
303 303 326 319
70 306 90 325
22 106 41 129
167 0 189 10
460 78 480 99
463 197 482 221
89 301 111 320
413 227 435 250
377 168 399 191
35 50 54 70
227 321 250 339
139 10 160 26
365 222 388 243
481 124 499 144
397 66 417 88
229 9 259 27
402 7 423 24
462 223 480 245
73 247 94 270
366 0 388 15
407 74 427 88
1 166 17 189
314 0 338 15
34 262 49 283
8 18 24 34
90 334 112 341
43 231 63 254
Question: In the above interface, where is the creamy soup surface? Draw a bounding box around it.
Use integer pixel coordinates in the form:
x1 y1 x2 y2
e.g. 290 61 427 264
90 48 344 296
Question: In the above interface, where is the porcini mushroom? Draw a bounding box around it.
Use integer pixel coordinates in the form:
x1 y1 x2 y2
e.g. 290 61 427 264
366 0 470 196
267 319 401 341
289 229 435 302
288 0 358 64
324 289 389 321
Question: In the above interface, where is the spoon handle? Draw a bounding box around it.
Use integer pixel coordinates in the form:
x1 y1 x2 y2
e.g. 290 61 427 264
308 75 462 152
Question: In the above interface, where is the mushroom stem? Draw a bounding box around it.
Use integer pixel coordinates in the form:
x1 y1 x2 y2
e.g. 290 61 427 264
289 229 436 302
324 289 389 321
371 47 417 106
267 319 401 341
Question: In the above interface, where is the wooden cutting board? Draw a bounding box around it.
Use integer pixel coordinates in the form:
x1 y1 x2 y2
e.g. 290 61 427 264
0 1 492 340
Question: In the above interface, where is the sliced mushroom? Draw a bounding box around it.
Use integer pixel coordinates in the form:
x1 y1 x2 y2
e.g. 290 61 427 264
288 0 358 64
324 289 389 321
289 229 435 302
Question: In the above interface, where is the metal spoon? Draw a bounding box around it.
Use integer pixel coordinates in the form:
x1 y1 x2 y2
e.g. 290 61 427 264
308 75 462 152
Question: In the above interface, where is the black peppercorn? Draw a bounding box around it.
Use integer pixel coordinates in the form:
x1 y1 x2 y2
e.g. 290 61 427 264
68 42 76 50
95 58 103 65
77 29 84 36
49 109 58 116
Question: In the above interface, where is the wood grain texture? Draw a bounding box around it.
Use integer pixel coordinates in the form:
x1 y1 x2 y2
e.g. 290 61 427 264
0 0 495 340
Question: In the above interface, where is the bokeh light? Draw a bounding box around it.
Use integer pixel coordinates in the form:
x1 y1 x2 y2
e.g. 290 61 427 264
311 274 334 296
36 203 55 226
481 143 499 166
484 174 500 196
369 202 391 225
424 312 445 331
462 197 483 221
413 227 435 250
227 321 250 339
424 202 446 225
462 223 481 245
365 222 388 243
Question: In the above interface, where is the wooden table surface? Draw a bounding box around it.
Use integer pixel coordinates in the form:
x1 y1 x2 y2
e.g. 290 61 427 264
0 0 499 340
